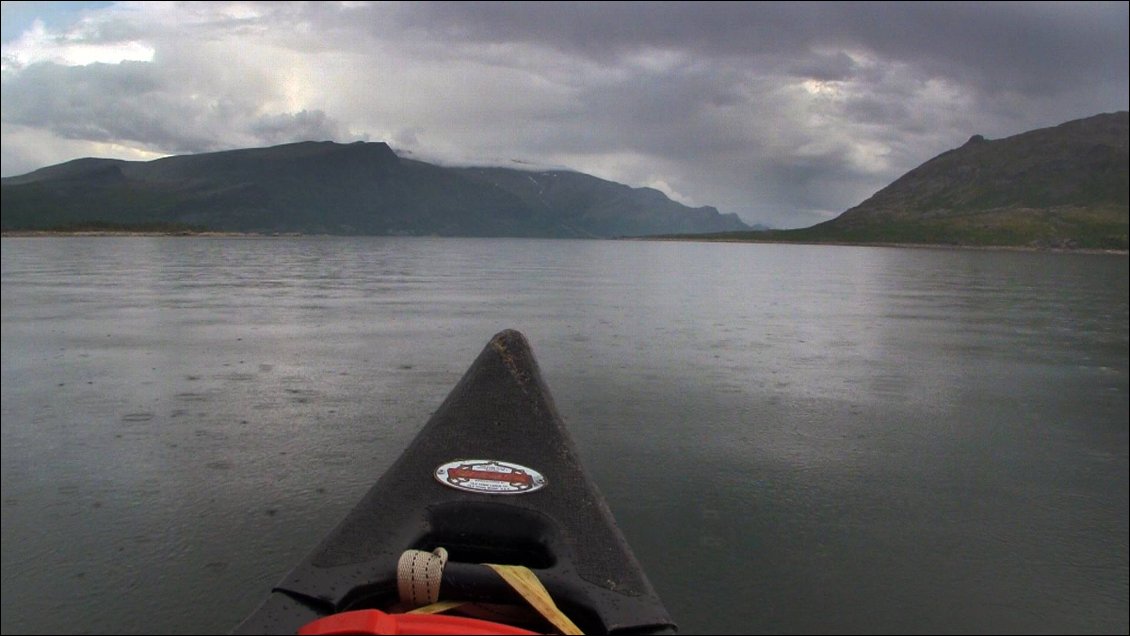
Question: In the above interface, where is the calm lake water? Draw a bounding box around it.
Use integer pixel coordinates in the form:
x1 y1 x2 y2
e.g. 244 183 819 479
2 237 1127 635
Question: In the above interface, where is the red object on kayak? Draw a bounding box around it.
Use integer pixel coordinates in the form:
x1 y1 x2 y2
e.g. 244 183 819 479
297 609 538 635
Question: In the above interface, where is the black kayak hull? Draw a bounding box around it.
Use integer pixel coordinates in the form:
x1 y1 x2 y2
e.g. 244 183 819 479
233 330 676 634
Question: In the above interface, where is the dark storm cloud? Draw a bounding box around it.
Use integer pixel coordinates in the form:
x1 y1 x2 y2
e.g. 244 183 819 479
396 1 1128 93
845 2 1129 96
523 64 756 157
786 51 860 83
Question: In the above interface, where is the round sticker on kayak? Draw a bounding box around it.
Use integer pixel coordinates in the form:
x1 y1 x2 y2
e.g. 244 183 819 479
434 459 546 495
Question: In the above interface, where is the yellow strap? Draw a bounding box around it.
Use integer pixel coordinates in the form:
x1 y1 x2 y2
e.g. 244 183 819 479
485 563 584 635
406 600 464 615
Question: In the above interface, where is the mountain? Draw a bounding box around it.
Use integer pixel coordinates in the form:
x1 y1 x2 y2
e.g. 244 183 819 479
815 111 1129 248
687 111 1129 250
0 141 749 238
454 166 747 238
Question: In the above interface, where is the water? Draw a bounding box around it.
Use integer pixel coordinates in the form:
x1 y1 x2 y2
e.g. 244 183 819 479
2 237 1127 634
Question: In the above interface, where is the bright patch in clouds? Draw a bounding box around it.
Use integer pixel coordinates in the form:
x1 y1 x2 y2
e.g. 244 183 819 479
801 79 842 97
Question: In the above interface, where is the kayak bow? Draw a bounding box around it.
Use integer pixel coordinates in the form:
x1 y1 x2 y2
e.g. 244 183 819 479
233 329 676 635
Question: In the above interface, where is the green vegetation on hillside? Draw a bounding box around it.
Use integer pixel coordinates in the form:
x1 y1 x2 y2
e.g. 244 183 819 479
665 111 1129 250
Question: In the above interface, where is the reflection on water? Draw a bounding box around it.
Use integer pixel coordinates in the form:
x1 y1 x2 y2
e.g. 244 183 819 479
2 237 1127 634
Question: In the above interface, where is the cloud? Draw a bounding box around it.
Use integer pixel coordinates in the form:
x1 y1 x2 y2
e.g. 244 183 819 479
392 2 1128 95
1 1 1127 228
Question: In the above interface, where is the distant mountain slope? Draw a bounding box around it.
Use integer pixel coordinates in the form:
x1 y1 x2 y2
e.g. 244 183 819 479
817 111 1128 247
686 111 1129 250
455 166 746 238
1 141 749 237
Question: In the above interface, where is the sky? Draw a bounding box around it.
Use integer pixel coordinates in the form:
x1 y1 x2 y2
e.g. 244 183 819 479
1 2 1127 229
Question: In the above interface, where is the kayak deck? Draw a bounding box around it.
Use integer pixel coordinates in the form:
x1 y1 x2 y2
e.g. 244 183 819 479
232 329 676 634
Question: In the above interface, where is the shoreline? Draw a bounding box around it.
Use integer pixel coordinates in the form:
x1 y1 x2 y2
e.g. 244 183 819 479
1 230 297 238
631 235 1130 256
3 230 1126 255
